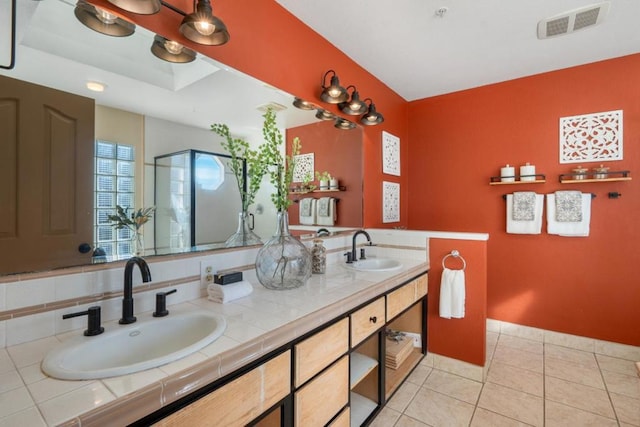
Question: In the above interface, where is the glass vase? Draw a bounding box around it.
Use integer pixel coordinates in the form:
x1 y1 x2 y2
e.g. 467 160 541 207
225 212 262 248
255 211 311 290
132 231 144 256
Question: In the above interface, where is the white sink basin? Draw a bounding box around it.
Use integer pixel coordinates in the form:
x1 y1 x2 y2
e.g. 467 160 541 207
345 258 403 272
42 310 226 380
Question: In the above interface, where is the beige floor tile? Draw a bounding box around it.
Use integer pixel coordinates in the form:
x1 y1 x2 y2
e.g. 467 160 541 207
491 345 543 373
404 388 475 427
422 369 483 405
543 330 595 353
597 353 640 377
470 407 534 427
477 382 543 426
486 361 543 397
595 340 640 361
497 334 543 355
395 414 430 427
405 364 432 387
601 369 640 400
545 400 618 427
544 356 605 389
545 376 615 418
369 406 401 427
545 344 598 369
610 391 640 426
386 380 420 413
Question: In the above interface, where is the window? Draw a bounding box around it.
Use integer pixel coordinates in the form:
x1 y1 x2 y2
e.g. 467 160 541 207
94 140 136 258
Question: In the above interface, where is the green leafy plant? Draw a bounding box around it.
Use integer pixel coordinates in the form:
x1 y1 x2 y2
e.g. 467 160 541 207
315 170 332 181
211 123 268 212
301 171 316 192
108 205 155 233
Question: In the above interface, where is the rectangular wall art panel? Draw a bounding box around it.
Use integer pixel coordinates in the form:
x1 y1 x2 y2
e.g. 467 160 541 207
559 110 623 164
382 131 400 176
382 181 400 223
293 153 314 183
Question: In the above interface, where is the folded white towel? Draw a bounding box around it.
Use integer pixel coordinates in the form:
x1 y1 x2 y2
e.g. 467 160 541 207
316 197 336 226
207 280 253 304
547 193 591 237
439 268 465 319
299 198 316 225
506 194 543 234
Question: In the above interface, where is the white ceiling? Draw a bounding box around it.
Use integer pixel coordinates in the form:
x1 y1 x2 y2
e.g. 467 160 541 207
275 0 640 101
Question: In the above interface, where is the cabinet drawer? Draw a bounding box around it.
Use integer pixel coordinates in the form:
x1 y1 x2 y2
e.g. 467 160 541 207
387 281 416 320
328 407 350 427
295 356 349 426
351 297 385 347
415 274 428 299
155 350 290 427
295 317 349 387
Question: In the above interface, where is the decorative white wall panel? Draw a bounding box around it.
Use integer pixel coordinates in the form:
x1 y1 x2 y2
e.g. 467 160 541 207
382 181 400 223
559 110 623 163
293 153 314 182
382 131 400 176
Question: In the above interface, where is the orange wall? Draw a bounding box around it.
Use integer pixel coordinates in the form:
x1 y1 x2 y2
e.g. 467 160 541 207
286 121 363 227
409 54 640 346
91 0 409 228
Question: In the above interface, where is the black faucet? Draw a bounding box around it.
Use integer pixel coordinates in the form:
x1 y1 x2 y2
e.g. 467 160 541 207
120 256 152 324
351 230 372 261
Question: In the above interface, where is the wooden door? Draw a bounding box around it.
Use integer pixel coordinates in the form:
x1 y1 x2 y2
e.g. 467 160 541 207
0 75 95 274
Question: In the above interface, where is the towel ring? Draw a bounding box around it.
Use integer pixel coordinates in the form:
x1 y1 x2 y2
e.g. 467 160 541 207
442 250 466 271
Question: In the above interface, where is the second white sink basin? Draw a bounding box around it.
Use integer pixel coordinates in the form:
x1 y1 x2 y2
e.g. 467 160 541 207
346 258 403 272
42 310 226 380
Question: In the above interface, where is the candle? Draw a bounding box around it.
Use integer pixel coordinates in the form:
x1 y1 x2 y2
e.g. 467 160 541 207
520 163 536 181
500 164 515 182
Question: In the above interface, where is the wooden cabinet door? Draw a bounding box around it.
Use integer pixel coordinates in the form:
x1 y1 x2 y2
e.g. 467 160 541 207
0 75 94 274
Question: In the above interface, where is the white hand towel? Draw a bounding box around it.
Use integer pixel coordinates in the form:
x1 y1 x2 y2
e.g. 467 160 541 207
207 280 253 304
546 193 591 237
316 197 336 226
506 194 543 234
299 198 316 225
439 268 465 319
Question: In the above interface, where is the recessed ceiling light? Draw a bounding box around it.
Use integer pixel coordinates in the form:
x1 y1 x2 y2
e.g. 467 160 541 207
86 81 107 92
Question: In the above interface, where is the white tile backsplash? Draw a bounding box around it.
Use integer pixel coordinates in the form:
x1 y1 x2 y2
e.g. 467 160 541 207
6 277 55 310
6 312 56 347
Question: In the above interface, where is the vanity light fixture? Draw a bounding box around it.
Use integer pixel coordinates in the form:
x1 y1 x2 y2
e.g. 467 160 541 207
360 98 384 125
315 109 336 121
339 85 368 115
293 97 316 110
74 0 135 37
151 35 197 63
180 0 230 46
320 70 348 104
106 0 161 15
335 118 356 130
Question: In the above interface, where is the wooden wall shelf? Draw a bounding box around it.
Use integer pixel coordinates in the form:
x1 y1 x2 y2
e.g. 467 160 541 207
559 170 631 184
489 174 546 185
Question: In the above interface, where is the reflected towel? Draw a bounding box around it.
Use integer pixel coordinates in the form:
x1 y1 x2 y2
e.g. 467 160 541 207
546 193 591 237
207 280 253 304
299 198 316 225
555 191 583 222
316 197 336 226
506 193 543 234
512 192 537 221
439 268 465 319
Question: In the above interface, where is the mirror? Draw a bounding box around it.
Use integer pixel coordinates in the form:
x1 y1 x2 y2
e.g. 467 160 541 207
0 0 363 276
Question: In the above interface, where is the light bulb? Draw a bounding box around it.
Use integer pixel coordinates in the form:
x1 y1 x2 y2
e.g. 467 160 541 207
328 87 342 97
95 8 117 24
164 40 184 55
194 20 215 35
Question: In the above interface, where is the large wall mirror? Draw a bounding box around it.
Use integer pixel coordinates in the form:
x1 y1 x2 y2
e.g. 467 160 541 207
0 0 363 276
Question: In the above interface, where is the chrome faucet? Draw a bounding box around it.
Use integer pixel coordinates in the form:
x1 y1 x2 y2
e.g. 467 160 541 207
351 230 372 261
120 256 152 324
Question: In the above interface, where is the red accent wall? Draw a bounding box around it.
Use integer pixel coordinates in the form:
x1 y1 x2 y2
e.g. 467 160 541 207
286 121 363 227
90 0 409 229
428 239 487 366
410 54 640 346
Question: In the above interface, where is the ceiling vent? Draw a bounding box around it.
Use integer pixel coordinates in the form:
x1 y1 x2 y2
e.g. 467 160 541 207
256 102 287 113
537 2 610 39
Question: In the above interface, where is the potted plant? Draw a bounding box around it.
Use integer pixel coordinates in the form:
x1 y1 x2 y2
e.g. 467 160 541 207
315 170 332 190
255 109 311 290
211 123 268 247
108 205 155 256
301 171 316 192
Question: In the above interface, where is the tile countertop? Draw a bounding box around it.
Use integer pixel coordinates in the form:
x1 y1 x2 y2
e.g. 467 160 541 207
1 256 429 427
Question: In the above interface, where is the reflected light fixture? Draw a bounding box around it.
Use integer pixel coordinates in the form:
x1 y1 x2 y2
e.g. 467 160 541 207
339 85 368 115
106 0 161 15
180 0 230 46
293 97 316 110
335 118 356 130
151 35 197 63
320 70 348 104
74 0 135 37
315 109 336 121
360 98 384 125
86 81 107 92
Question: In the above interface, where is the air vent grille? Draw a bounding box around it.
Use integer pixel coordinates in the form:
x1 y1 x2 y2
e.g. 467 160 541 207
538 2 609 39
256 102 287 113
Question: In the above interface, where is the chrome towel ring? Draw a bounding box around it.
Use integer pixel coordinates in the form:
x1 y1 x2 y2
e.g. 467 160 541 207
442 250 466 271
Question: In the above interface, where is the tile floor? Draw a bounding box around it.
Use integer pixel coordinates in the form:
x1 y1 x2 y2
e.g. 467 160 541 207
371 331 640 427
